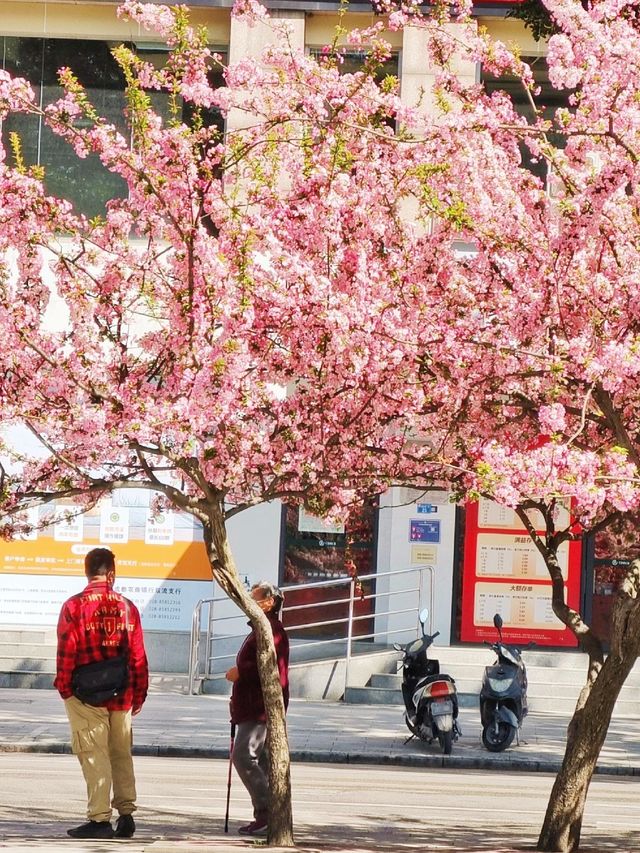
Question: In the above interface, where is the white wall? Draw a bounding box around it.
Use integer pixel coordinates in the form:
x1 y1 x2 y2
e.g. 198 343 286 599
375 486 457 646
226 500 282 587
206 500 283 670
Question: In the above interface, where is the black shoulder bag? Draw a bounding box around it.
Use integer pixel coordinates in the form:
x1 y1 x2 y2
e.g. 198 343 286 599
72 598 130 706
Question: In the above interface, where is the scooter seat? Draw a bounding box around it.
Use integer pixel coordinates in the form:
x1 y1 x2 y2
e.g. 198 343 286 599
419 672 455 687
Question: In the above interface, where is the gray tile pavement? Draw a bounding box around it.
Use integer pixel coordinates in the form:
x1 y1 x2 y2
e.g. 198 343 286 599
0 688 640 775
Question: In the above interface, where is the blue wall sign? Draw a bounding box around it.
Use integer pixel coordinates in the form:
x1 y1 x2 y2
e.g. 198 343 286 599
409 519 441 543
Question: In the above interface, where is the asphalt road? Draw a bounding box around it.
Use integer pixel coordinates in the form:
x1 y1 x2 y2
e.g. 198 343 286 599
1 754 640 852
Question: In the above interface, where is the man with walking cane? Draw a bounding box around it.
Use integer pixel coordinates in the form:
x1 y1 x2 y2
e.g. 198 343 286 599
225 581 289 837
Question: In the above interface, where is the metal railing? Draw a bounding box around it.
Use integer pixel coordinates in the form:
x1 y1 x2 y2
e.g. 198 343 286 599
188 565 433 695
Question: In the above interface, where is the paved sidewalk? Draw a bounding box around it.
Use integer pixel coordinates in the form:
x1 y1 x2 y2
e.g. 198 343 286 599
1 687 640 775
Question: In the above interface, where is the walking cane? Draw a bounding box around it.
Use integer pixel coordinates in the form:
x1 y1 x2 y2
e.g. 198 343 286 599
224 722 236 833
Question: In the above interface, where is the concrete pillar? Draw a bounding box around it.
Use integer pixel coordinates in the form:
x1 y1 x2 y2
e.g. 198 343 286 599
398 23 478 238
375 487 458 646
401 22 477 118
226 10 306 133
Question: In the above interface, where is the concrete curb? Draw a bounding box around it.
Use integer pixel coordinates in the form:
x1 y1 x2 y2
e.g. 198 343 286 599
2 737 639 777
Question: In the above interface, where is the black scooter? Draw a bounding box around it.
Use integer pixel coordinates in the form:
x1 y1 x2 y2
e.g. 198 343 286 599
395 609 461 755
479 613 530 752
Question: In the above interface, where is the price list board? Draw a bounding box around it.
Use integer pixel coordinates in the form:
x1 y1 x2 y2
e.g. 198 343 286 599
460 499 581 646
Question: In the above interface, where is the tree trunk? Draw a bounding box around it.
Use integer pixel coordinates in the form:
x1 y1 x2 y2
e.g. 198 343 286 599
537 656 626 851
204 498 295 847
538 559 640 852
254 608 294 846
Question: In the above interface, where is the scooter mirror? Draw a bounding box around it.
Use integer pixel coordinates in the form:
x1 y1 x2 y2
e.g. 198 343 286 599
493 613 503 630
418 608 429 625
393 643 403 651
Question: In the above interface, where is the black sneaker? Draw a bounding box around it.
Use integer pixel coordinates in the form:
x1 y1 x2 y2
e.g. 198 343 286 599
114 814 136 838
67 821 114 839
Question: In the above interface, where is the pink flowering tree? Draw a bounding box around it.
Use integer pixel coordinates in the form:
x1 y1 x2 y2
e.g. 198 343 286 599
3 0 640 848
367 1 640 850
0 0 477 844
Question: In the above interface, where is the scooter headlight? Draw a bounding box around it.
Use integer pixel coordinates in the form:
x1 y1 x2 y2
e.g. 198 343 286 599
488 677 512 693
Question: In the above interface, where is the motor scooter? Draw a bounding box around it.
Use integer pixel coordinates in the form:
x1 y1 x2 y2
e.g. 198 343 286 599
479 613 530 752
394 609 461 755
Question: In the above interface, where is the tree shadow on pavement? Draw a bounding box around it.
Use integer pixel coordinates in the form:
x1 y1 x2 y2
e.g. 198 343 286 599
293 815 640 853
0 803 219 846
1 805 638 852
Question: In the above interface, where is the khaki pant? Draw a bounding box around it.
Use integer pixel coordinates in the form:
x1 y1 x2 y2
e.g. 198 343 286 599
64 696 137 823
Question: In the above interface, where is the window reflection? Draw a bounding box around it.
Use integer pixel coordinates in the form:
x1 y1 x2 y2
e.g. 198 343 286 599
590 519 638 647
0 37 227 219
482 56 571 183
281 503 377 640
309 47 399 80
309 47 400 131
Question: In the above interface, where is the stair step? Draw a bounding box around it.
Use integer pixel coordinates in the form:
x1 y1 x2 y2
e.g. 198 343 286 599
0 627 57 644
344 686 478 706
0 671 56 689
148 673 190 694
200 676 232 696
0 643 58 657
0 671 191 693
3 621 640 709
344 686 402 704
0 657 56 672
370 673 401 689
346 682 640 718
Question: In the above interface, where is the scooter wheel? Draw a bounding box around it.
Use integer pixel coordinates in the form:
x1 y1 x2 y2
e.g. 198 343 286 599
482 722 515 752
437 729 453 755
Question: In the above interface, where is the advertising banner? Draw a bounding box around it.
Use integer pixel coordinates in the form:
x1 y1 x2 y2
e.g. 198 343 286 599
0 495 213 631
460 499 582 646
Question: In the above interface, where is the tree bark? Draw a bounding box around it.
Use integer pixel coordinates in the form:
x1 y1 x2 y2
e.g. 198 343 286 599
538 655 628 851
204 497 295 847
538 559 640 852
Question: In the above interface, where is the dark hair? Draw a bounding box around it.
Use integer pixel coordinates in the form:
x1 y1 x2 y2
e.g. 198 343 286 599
84 548 116 578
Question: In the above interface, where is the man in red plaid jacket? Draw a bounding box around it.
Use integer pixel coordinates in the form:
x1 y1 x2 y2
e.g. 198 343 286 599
55 547 148 840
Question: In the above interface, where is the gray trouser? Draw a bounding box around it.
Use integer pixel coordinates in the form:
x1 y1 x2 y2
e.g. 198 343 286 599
232 721 268 818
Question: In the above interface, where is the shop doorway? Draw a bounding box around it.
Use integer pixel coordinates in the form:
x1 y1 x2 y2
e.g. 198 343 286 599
280 503 378 640
586 521 638 647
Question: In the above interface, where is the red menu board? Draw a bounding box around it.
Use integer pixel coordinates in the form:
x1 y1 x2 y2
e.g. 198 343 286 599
460 499 581 647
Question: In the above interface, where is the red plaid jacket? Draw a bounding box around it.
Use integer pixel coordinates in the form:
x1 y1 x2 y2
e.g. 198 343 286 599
54 578 149 711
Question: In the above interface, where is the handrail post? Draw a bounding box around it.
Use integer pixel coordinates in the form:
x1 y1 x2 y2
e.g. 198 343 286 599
188 600 202 695
189 567 440 698
428 566 434 636
343 577 356 696
417 565 435 636
204 597 215 678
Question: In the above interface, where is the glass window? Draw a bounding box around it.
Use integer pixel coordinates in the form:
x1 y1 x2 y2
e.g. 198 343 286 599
482 56 571 182
2 37 129 219
135 44 226 135
309 47 399 81
0 37 227 219
1 37 41 169
308 48 400 131
590 520 638 648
